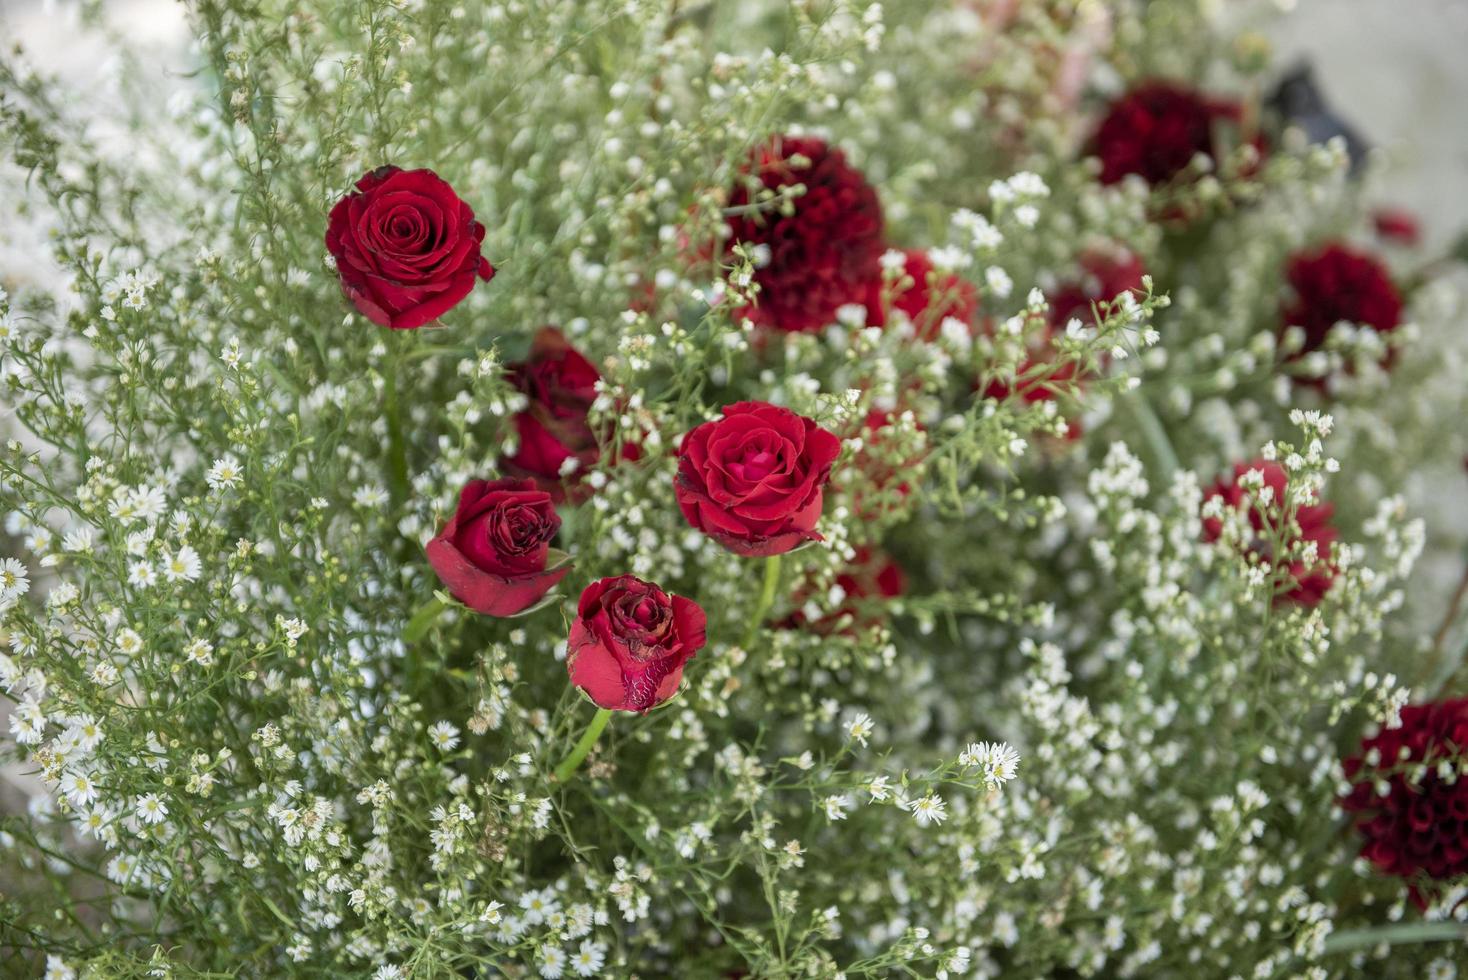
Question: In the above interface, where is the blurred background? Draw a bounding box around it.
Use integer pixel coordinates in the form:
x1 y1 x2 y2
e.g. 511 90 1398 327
5 0 1468 247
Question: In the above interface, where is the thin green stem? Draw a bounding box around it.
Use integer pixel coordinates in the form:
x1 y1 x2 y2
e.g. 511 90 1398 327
403 595 449 644
553 706 614 782
741 553 783 651
383 337 409 510
1124 386 1179 480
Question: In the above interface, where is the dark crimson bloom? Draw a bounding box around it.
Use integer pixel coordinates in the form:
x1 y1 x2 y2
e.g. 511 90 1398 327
325 166 495 329
675 401 841 557
866 249 979 340
1281 243 1403 366
425 478 571 616
502 327 634 501
1091 81 1248 186
1341 698 1468 906
567 575 707 713
1202 460 1338 607
726 136 885 333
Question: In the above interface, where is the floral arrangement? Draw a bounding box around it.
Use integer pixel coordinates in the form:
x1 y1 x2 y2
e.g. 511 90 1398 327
2 1 1468 977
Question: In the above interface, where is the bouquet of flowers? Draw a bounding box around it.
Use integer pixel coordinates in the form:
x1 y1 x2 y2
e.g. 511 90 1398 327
3 0 1467 977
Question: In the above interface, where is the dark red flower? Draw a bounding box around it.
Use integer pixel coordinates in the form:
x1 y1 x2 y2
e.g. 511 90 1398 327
1202 460 1338 606
726 136 885 334
325 166 495 329
866 249 978 340
1341 698 1468 906
567 575 707 713
1372 208 1423 248
1091 81 1246 186
425 479 571 616
675 401 841 557
1281 243 1402 369
502 328 635 501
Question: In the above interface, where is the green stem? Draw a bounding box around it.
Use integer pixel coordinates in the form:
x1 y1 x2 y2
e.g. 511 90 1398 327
402 595 449 644
1323 921 1468 954
552 706 614 782
383 339 409 510
740 553 783 652
1124 387 1179 480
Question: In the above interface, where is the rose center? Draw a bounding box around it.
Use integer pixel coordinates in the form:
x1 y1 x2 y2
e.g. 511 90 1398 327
729 447 778 483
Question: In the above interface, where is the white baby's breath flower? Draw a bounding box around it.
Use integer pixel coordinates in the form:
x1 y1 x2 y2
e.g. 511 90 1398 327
135 793 169 825
903 793 947 827
205 455 242 490
428 721 461 751
0 558 29 600
163 546 202 583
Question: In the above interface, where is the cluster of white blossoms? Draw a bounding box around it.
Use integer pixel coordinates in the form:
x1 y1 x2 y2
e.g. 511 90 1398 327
2 0 1467 978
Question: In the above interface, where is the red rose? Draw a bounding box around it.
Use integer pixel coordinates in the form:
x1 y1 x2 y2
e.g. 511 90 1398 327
566 575 707 713
725 136 885 334
325 166 495 329
1372 207 1422 248
1091 81 1245 186
1281 242 1402 372
1341 698 1468 907
425 478 571 616
784 547 907 634
866 249 978 340
851 409 925 516
502 328 631 501
1046 248 1146 330
1202 460 1337 607
675 401 841 557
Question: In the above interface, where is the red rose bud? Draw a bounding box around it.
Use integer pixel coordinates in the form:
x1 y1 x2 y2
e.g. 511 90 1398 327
325 166 495 329
1202 460 1338 607
866 248 978 341
502 327 607 500
425 478 571 616
1372 207 1422 247
566 575 707 713
1281 242 1402 373
675 401 841 557
1341 698 1468 907
1091 81 1249 186
726 136 885 334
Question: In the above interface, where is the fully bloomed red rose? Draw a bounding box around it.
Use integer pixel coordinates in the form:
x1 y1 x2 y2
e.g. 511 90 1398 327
567 575 707 713
1092 81 1246 186
1341 698 1468 906
726 136 885 334
866 249 978 340
676 401 841 557
425 478 571 616
1281 243 1402 368
325 166 495 329
1202 460 1338 606
502 328 624 500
